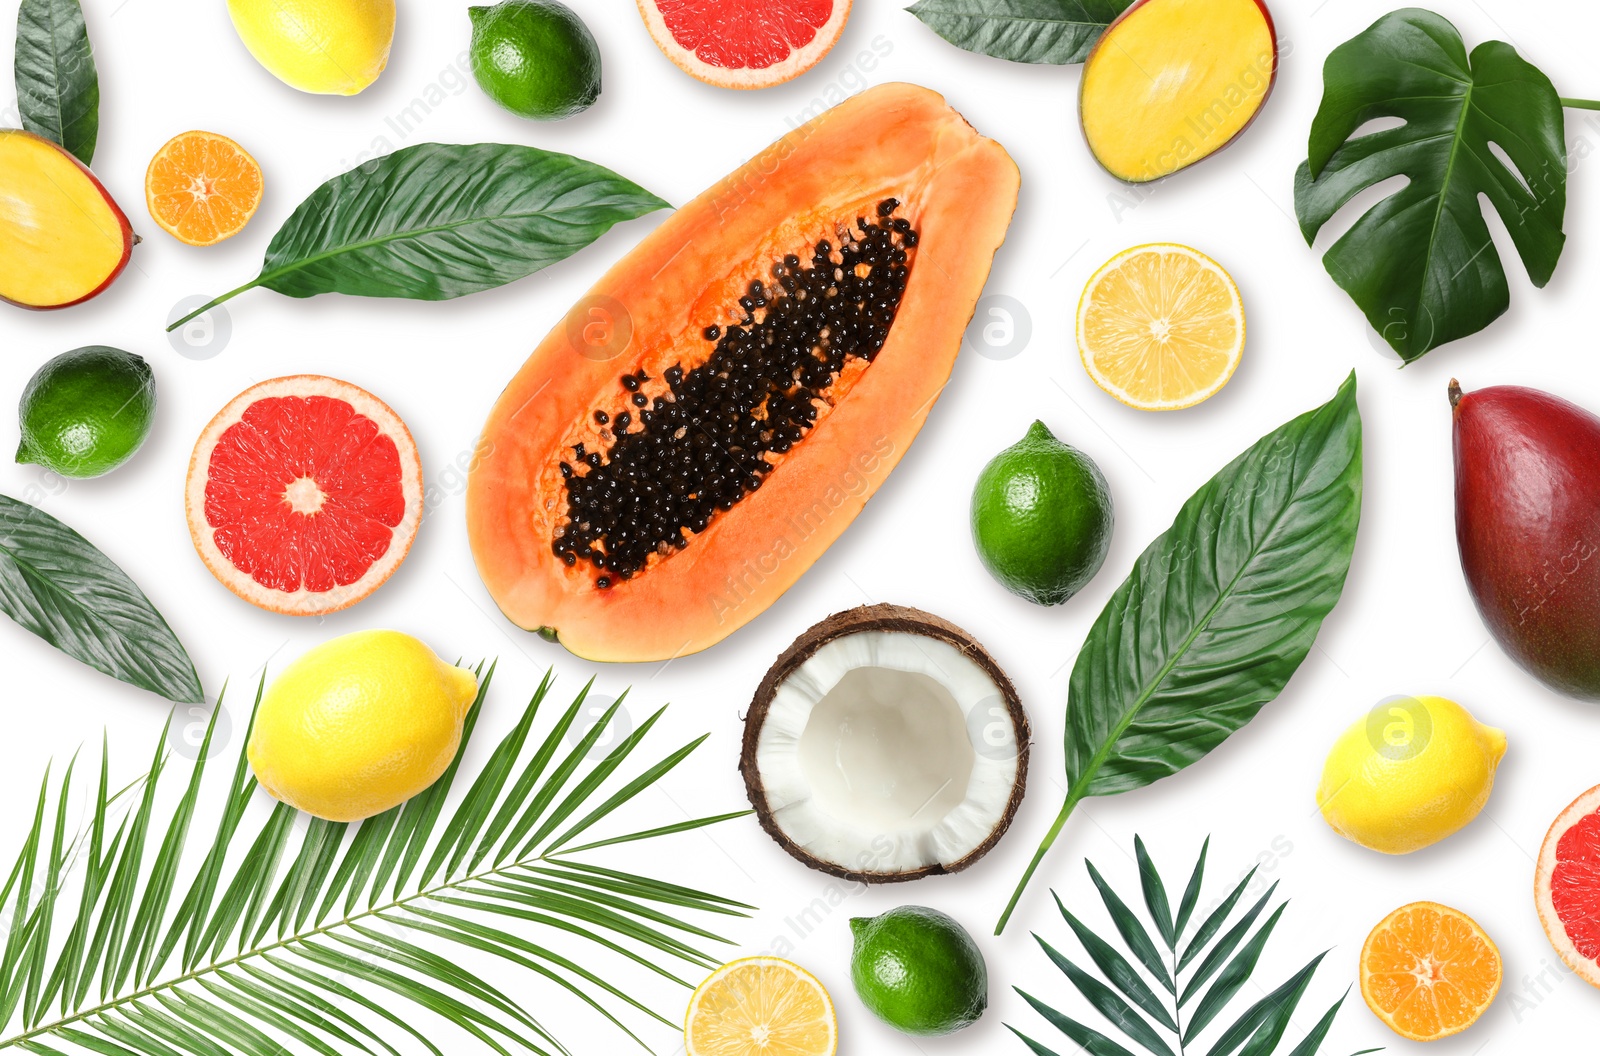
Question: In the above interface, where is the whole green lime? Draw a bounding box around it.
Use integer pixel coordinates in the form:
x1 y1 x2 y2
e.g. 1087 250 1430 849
849 906 987 1037
16 346 155 478
468 0 601 120
970 420 1113 606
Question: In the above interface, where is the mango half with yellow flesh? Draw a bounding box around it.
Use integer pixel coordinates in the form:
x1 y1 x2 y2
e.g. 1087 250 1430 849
0 130 135 309
1080 0 1279 183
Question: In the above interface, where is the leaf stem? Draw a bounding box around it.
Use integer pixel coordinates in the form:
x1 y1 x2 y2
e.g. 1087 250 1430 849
1562 97 1600 110
1172 945 1185 1056
995 782 1088 935
165 279 259 333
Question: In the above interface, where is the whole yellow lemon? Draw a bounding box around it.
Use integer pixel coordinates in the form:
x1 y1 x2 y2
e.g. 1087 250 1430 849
249 630 478 822
1316 695 1506 854
227 0 395 96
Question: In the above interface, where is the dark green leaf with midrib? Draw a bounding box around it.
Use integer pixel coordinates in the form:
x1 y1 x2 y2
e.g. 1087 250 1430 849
906 0 1132 64
1063 374 1362 800
0 496 202 705
1294 8 1566 361
14 0 98 164
171 143 669 329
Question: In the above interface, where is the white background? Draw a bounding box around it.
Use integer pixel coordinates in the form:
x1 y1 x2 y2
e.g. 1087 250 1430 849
3 0 1599 1052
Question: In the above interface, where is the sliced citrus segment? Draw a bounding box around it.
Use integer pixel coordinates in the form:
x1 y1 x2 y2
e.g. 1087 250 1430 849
1077 242 1244 410
185 376 422 616
685 957 837 1056
1536 782 1600 988
1359 901 1500 1041
145 130 263 246
636 0 851 89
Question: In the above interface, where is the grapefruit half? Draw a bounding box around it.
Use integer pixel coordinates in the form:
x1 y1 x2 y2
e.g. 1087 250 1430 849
185 376 422 615
635 0 851 89
1537 782 1600 988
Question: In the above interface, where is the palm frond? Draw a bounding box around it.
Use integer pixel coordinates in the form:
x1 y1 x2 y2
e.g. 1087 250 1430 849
1011 837 1373 1056
0 663 754 1055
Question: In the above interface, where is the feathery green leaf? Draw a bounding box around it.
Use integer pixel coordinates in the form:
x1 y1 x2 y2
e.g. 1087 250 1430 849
1013 838 1350 1056
0 665 749 1056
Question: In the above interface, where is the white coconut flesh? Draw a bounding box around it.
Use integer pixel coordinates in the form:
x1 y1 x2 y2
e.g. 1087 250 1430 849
753 629 1022 876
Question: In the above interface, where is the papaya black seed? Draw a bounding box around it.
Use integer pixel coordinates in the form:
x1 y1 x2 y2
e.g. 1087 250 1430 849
553 201 918 584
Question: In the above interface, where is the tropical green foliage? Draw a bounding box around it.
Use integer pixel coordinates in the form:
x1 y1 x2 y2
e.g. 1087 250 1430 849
905 0 1132 64
168 143 669 331
0 665 752 1055
14 0 99 164
997 375 1362 933
1010 837 1380 1056
0 494 203 705
1294 8 1567 362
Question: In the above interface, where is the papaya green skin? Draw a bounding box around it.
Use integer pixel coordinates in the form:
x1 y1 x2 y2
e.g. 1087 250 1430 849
1454 383 1600 699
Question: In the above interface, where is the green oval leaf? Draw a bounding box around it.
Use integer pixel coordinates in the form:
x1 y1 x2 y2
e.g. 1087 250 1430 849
170 143 669 330
906 0 1132 64
14 0 98 165
1293 8 1566 362
998 374 1360 933
1065 373 1361 797
0 495 202 704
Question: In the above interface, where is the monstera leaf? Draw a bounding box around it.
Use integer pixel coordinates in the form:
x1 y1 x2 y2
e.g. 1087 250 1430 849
1294 8 1567 362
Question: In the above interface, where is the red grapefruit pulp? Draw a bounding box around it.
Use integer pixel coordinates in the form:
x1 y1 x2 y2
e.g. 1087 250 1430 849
185 376 422 615
1537 782 1600 988
636 0 851 88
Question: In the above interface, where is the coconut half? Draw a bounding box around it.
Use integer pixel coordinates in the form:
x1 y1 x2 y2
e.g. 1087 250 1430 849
740 604 1030 882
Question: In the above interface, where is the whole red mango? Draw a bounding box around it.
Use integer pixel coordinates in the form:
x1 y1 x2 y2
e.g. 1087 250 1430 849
1453 379 1600 699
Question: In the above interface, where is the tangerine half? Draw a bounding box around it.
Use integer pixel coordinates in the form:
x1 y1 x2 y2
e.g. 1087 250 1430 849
1359 901 1500 1041
145 130 263 246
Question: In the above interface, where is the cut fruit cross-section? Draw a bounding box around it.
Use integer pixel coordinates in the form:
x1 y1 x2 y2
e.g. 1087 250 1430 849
185 376 422 615
145 130 264 246
0 129 135 310
1079 0 1279 182
685 957 837 1056
467 83 1019 662
1359 901 1501 1041
1537 782 1600 989
1077 243 1244 411
636 0 851 88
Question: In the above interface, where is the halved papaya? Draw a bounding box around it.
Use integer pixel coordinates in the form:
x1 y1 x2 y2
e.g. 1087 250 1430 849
468 82 1019 662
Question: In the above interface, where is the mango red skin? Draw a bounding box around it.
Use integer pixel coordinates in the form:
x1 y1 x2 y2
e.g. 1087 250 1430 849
1454 384 1600 699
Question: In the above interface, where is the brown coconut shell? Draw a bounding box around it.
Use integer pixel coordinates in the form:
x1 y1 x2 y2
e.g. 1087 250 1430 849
740 603 1030 883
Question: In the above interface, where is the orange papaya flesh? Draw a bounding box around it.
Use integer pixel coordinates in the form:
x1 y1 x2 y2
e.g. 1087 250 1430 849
468 82 1019 662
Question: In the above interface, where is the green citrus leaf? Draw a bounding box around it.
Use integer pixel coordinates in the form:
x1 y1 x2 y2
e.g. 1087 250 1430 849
0 494 202 703
1294 9 1566 362
170 143 668 330
14 0 98 165
905 0 1131 64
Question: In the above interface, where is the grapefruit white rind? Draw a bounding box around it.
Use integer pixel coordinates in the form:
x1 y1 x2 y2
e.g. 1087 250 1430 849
1536 782 1600 989
635 0 851 90
184 375 422 616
